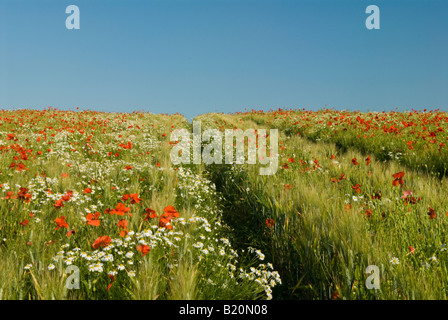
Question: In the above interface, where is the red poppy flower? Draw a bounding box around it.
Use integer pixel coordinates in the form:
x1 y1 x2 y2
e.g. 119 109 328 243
351 184 361 194
117 219 128 237
136 244 151 257
158 206 179 229
54 199 64 209
351 158 358 165
86 212 101 227
392 172 405 187
83 188 92 194
55 216 69 230
266 218 275 227
19 219 29 227
61 190 73 202
164 206 179 217
4 191 16 200
106 274 115 292
92 235 112 249
428 207 436 219
365 209 373 219
17 187 31 203
110 202 131 216
365 156 371 166
159 221 172 230
122 193 142 204
67 230 76 237
144 208 157 221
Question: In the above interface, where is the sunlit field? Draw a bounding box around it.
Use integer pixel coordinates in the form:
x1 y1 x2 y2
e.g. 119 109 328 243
2 107 448 300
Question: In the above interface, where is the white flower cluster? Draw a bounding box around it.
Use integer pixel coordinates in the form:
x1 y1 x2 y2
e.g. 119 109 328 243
175 167 282 299
239 262 282 300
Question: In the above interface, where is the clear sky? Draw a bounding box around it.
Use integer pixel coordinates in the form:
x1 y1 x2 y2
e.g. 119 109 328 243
0 0 447 119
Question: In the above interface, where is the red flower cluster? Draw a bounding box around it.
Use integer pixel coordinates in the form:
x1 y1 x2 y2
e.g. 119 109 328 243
119 141 132 149
54 190 73 209
9 162 28 172
117 219 128 237
55 216 69 230
106 202 131 216
331 173 347 183
92 235 112 249
351 184 361 194
86 212 101 227
143 208 158 221
4 187 32 203
122 193 142 204
159 206 180 230
392 172 405 187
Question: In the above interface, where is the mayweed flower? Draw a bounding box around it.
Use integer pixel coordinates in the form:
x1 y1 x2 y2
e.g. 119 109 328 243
390 257 400 265
193 242 204 249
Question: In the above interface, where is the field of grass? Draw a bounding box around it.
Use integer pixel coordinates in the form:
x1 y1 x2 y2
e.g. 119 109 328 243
1 107 448 300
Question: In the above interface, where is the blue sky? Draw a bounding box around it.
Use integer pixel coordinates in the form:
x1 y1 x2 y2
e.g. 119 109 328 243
0 0 447 119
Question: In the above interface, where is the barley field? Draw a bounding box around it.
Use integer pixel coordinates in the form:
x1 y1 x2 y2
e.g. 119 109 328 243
1 107 448 300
